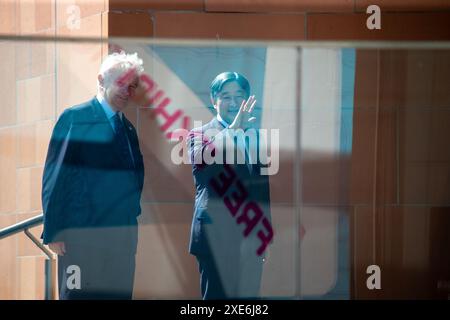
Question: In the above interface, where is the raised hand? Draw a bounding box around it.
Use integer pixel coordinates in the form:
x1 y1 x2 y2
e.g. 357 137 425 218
229 95 257 130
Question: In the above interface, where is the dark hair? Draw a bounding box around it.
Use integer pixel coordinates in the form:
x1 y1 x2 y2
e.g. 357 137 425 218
210 72 250 103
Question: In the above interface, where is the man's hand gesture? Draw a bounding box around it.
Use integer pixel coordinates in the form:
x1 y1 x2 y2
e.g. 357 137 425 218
229 95 257 130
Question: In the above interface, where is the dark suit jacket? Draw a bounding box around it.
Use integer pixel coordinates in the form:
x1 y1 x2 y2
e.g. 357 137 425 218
41 97 145 253
187 118 271 257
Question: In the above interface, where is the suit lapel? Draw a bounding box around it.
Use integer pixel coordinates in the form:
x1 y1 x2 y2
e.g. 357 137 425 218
122 115 140 167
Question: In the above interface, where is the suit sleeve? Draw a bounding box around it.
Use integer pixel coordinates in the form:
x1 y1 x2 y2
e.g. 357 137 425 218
257 132 273 242
41 109 74 244
131 125 145 216
262 174 272 227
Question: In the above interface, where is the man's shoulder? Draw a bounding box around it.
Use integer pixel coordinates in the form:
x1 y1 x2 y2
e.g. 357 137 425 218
68 97 96 114
58 97 97 122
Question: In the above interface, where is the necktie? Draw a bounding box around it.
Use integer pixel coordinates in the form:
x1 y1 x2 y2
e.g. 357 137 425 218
113 113 135 168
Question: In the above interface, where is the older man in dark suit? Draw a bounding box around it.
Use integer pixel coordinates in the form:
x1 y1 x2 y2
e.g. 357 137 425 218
41 52 145 299
188 72 273 300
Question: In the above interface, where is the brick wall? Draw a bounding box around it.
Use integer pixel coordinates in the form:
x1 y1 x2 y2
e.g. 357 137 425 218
107 0 450 40
0 0 108 300
351 49 450 299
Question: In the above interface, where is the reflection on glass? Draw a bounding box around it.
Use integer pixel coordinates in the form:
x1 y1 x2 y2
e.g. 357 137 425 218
17 37 450 300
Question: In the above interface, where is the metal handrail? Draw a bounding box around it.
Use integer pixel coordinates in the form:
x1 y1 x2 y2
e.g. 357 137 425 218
0 214 43 239
0 213 57 300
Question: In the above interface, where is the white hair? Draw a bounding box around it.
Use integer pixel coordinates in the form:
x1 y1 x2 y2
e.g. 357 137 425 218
98 51 144 90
